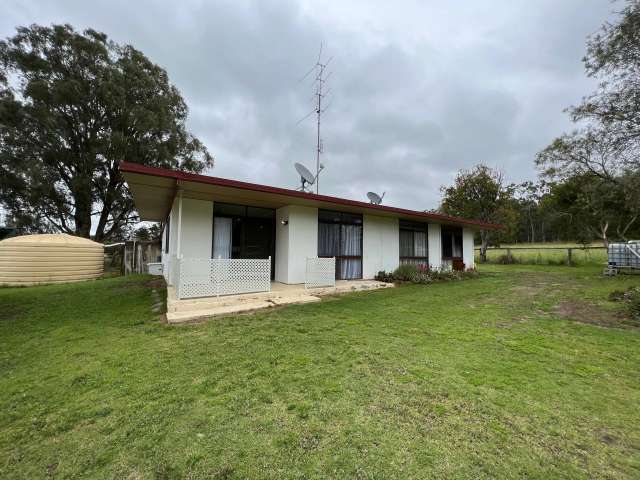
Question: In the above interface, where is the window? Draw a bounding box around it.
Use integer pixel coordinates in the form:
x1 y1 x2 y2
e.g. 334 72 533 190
318 210 363 280
441 226 463 259
399 220 428 266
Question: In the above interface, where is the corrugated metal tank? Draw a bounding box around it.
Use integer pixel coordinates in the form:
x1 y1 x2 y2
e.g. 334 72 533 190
0 234 104 286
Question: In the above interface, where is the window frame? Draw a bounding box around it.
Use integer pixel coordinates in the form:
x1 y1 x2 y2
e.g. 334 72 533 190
399 220 429 265
441 226 463 260
318 209 363 279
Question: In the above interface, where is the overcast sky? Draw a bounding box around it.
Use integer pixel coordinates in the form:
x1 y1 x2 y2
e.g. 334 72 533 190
2 0 616 210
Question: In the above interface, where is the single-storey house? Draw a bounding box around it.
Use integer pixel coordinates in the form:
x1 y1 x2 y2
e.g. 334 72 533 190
120 162 500 300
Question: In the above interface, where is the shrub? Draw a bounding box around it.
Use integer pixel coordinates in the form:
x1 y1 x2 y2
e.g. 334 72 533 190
609 286 640 319
393 264 420 282
608 290 626 302
626 287 640 319
374 270 394 283
375 265 478 285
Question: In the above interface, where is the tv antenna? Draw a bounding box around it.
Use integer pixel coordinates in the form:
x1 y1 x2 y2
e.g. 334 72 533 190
295 162 324 192
297 43 332 194
367 191 385 205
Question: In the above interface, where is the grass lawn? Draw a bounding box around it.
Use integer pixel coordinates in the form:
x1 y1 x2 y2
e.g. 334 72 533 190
1 266 640 479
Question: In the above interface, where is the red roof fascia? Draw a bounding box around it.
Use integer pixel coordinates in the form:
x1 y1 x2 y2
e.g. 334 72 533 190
119 161 502 230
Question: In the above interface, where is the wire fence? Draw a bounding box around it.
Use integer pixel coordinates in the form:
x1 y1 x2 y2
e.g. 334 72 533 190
474 246 608 266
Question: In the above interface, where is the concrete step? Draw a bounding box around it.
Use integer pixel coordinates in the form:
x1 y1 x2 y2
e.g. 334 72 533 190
269 295 321 306
167 300 273 323
168 293 274 312
166 295 322 323
169 293 322 313
165 281 395 317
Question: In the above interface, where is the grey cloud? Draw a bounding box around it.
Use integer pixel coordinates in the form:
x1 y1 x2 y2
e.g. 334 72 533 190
1 0 616 211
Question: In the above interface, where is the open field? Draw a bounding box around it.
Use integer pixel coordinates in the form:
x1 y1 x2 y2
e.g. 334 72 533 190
475 242 608 266
1 266 640 478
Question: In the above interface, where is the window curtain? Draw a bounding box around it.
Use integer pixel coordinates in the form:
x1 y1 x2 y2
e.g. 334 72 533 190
453 233 463 258
213 217 232 259
340 224 362 279
414 231 427 257
399 230 413 257
318 223 340 257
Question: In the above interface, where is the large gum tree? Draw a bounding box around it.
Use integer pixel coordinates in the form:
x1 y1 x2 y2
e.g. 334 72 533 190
0 24 213 241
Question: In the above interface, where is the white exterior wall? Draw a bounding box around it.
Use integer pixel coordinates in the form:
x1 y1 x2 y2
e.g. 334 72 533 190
161 197 179 283
275 205 318 284
275 207 290 283
363 215 399 279
159 193 474 286
161 220 168 281
427 223 442 271
180 198 213 258
462 228 475 270
161 197 213 284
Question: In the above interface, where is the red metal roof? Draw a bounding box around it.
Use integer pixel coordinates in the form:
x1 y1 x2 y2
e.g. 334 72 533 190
119 161 502 230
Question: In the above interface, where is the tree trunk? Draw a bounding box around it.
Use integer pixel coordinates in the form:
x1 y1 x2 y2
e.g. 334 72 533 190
72 179 93 238
94 163 121 242
617 214 638 242
479 230 489 263
600 221 609 249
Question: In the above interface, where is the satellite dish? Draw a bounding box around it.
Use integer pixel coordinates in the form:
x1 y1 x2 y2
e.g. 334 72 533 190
367 191 385 205
294 162 324 192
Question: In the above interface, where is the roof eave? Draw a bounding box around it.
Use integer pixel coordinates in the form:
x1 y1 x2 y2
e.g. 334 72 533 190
119 161 503 230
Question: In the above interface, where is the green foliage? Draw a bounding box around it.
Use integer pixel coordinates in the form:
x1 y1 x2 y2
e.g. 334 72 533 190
535 2 640 244
573 0 640 154
630 289 640 319
496 253 519 265
392 264 420 282
610 286 640 320
374 270 395 283
0 24 213 240
132 223 162 241
1 267 640 478
375 264 479 284
440 165 518 259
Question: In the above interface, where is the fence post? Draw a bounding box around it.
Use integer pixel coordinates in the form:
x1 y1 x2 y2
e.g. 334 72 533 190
567 248 573 266
506 248 513 263
268 256 272 292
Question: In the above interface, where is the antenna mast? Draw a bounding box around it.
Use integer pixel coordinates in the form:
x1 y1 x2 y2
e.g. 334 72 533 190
298 43 332 194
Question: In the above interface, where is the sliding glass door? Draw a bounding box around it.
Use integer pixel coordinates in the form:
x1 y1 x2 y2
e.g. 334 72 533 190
212 202 276 278
318 210 363 280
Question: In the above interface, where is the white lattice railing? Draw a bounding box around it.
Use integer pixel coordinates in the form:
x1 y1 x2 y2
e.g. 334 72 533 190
305 257 336 289
176 257 271 299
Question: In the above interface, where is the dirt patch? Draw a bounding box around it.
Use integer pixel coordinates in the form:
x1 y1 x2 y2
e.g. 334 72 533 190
510 285 542 297
46 462 58 478
600 432 618 445
145 277 166 289
554 299 634 329
113 277 166 290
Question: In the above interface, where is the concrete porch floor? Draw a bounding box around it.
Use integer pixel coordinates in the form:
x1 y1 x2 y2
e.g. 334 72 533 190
166 280 394 323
